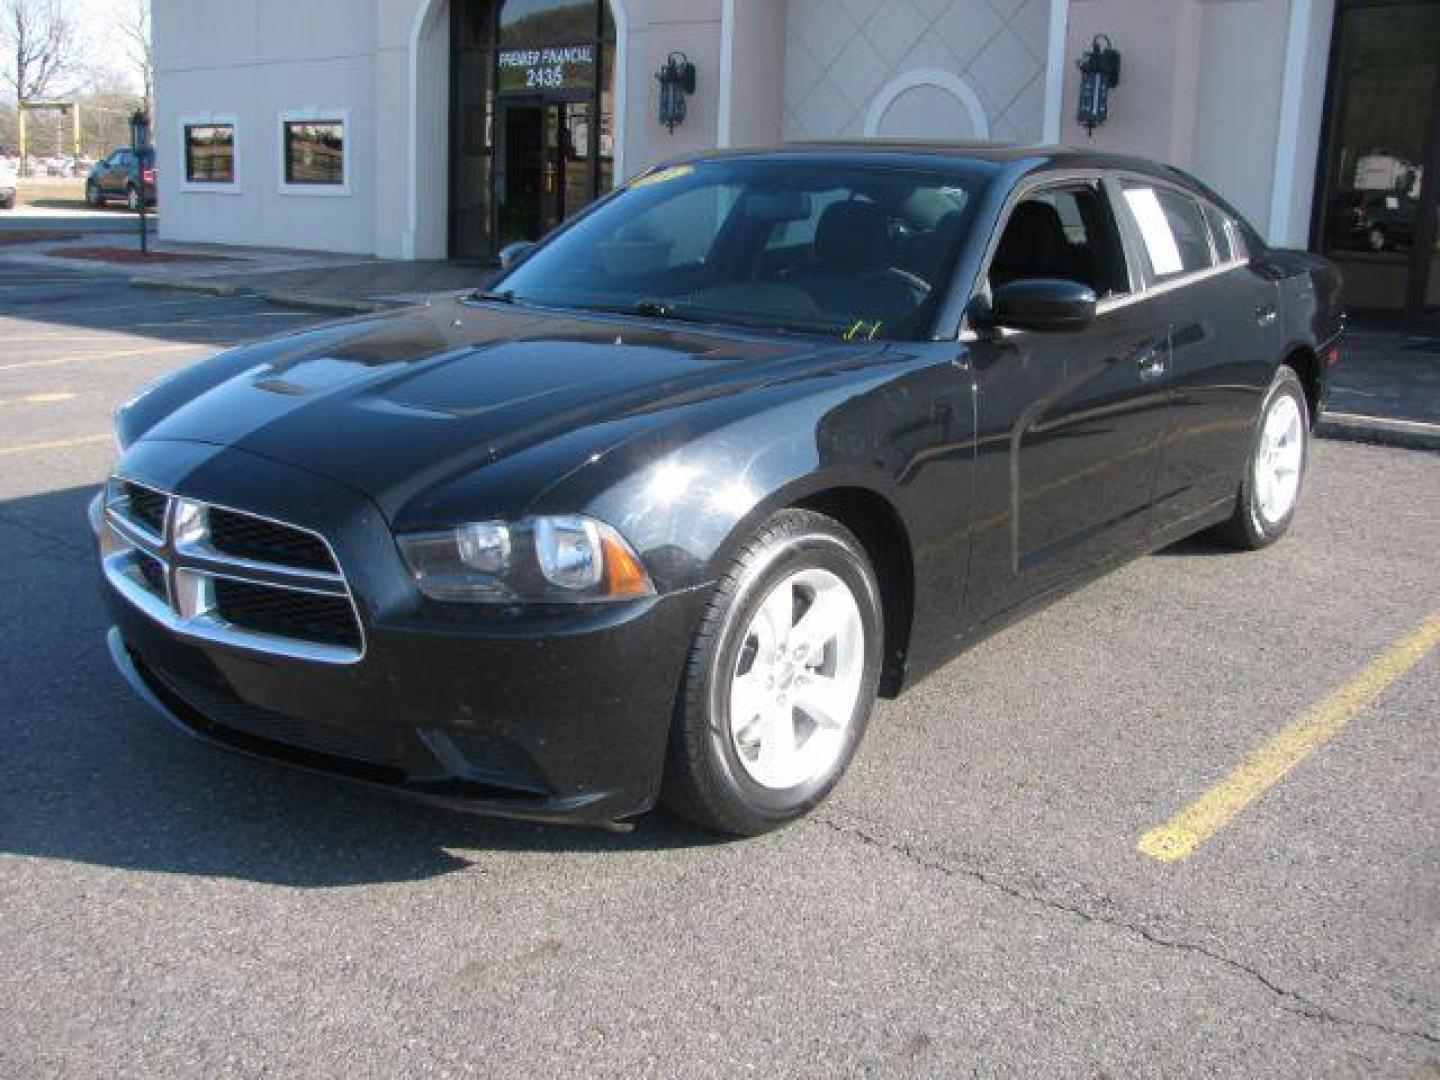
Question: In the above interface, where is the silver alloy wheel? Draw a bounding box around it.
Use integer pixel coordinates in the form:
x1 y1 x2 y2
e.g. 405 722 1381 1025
1254 392 1304 526
728 567 865 790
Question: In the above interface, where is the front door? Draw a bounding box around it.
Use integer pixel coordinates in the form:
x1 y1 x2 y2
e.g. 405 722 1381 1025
963 181 1171 624
495 100 596 249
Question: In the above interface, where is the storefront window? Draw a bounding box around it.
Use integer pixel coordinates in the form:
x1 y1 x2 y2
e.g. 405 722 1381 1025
1315 2 1440 327
498 0 596 47
283 120 345 186
184 124 235 184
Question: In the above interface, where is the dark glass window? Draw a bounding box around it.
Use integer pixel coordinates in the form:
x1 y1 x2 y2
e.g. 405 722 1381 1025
283 120 344 186
497 159 993 340
1122 183 1214 281
184 124 235 183
498 0 594 47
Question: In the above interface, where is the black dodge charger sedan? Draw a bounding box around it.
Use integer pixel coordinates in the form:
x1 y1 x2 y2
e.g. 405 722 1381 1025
96 144 1344 836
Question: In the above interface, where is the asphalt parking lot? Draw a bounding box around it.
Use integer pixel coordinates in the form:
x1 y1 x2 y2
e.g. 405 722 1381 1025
1 263 1437 1077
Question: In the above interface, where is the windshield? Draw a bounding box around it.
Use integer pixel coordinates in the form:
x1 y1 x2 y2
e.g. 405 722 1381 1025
495 158 992 341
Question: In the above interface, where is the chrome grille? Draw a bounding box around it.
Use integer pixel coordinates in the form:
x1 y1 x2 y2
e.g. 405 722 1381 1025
99 478 364 664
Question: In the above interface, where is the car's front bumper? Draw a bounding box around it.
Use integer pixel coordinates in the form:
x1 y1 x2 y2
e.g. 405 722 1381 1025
98 442 710 829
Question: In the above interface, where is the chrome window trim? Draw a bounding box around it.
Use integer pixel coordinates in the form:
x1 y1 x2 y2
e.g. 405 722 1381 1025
100 477 366 665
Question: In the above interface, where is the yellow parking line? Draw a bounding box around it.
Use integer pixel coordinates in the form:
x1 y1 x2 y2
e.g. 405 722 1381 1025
1138 612 1440 864
0 432 110 456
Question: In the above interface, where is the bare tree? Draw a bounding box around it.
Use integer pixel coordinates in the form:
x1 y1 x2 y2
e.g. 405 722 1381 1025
2 0 78 104
114 0 151 116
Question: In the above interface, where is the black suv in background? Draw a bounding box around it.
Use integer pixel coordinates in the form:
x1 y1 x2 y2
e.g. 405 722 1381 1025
86 147 156 210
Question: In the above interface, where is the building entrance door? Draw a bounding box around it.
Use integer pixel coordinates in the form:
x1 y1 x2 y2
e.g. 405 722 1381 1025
448 0 616 261
494 99 595 249
1314 0 1440 328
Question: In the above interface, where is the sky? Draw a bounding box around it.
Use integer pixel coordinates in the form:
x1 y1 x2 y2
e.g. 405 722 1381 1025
64 0 144 94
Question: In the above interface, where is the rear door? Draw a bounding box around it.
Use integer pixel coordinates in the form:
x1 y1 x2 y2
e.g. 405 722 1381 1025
1114 179 1281 526
963 177 1172 622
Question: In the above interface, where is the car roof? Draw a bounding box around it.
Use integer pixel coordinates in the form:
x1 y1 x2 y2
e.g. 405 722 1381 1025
672 140 1178 176
661 140 1252 233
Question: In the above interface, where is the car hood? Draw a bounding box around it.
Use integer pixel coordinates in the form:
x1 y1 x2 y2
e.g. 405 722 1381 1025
138 297 874 519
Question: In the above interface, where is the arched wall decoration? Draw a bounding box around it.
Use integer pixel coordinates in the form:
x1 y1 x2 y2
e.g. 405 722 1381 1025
863 69 990 140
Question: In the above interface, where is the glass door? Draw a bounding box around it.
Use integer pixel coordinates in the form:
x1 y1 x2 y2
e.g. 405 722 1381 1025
1314 1 1440 328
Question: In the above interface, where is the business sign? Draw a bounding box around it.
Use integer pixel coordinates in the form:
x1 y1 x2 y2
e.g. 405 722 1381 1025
498 45 596 93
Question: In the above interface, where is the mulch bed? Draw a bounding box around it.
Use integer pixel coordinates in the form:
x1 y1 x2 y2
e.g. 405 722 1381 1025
46 246 240 265
0 230 82 245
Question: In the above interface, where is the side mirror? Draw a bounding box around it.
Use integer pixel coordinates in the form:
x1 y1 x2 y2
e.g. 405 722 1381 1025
498 241 537 271
972 278 1097 333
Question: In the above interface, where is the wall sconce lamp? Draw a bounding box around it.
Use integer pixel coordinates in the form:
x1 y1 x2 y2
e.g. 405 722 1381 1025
1076 35 1121 136
656 52 696 133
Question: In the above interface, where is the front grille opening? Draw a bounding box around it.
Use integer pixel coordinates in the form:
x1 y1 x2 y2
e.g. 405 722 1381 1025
213 578 361 651
207 507 336 572
135 550 167 597
123 482 167 535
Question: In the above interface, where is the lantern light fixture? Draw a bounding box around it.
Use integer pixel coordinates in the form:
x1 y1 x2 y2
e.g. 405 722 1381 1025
1076 35 1121 137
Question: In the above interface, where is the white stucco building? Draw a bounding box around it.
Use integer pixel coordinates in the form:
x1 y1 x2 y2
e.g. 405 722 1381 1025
153 0 1440 326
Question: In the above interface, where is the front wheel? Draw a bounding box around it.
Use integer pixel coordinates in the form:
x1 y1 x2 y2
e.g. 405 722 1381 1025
663 509 883 836
85 181 103 207
1213 366 1309 550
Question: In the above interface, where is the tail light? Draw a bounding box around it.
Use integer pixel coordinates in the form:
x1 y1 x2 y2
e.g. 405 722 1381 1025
142 167 156 184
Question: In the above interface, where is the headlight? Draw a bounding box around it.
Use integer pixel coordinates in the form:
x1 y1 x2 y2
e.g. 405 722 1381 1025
397 515 654 603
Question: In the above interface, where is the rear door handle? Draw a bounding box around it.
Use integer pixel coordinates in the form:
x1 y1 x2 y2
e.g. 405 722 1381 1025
1255 305 1278 327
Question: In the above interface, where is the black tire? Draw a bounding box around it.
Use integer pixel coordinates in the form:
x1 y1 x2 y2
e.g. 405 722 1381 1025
663 509 883 837
125 185 141 212
85 181 103 208
1212 365 1309 550
0 193 13 211
1367 226 1387 252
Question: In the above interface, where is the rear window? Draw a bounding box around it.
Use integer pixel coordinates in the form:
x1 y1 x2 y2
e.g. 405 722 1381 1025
1121 183 1214 282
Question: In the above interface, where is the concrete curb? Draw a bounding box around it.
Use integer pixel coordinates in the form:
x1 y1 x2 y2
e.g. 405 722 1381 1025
126 274 397 316
129 274 240 297
256 290 394 316
1318 412 1440 453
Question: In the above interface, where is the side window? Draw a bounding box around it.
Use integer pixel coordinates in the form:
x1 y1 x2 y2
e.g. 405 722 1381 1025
990 182 1130 297
1121 183 1214 281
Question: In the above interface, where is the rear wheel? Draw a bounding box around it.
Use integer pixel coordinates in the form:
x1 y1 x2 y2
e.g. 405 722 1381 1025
0 193 13 211
125 184 142 212
663 509 883 836
1213 365 1309 550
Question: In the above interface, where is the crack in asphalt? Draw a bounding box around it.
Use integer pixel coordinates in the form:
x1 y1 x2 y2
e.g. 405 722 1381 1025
814 814 1440 1050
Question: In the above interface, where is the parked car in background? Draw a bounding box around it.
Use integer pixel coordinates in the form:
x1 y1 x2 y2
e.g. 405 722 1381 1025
86 147 156 210
0 157 16 209
1329 190 1420 252
96 144 1344 836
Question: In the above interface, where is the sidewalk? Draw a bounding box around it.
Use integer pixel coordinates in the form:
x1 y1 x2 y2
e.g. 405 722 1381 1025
1321 328 1440 451
0 230 496 313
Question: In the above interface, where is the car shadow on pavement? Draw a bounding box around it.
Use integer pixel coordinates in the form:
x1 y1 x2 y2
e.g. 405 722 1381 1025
0 485 722 890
